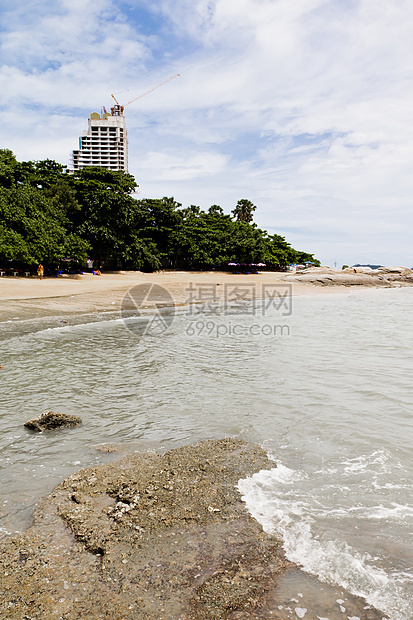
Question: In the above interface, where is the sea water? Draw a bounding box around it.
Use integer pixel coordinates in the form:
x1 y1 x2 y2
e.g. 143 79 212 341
0 286 412 619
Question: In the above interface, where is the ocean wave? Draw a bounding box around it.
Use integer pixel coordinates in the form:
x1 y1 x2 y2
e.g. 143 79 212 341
238 465 412 619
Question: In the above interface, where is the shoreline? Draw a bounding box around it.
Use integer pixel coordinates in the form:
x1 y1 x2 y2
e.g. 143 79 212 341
0 438 388 619
1 269 410 325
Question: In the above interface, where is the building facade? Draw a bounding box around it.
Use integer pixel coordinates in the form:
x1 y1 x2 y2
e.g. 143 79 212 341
70 111 128 172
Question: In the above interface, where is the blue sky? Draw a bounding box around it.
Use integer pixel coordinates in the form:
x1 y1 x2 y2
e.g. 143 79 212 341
1 0 413 267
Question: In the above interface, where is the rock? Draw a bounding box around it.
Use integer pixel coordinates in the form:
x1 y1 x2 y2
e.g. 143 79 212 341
342 266 373 274
24 410 82 431
368 266 413 283
93 443 119 453
290 265 413 287
376 266 412 275
286 273 390 286
0 439 388 620
294 266 338 275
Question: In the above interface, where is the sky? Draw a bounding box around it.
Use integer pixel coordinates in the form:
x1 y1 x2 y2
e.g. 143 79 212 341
1 0 413 267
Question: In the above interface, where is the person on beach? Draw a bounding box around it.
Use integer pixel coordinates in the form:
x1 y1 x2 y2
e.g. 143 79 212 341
37 264 44 280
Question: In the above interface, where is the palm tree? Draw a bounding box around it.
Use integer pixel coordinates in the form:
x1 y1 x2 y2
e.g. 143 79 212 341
231 199 257 223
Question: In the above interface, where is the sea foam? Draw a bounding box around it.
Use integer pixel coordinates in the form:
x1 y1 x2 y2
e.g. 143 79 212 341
238 464 411 619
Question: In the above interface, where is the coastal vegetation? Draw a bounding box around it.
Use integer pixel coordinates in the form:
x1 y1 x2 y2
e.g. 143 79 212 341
0 149 319 272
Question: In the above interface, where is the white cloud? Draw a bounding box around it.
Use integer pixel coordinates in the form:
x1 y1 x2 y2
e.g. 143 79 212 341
139 150 228 181
0 0 151 107
2 0 413 266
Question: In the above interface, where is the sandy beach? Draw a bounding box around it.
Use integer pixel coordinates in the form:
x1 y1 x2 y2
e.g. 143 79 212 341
0 269 398 324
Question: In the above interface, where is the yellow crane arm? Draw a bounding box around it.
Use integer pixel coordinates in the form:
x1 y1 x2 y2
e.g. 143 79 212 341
124 73 180 108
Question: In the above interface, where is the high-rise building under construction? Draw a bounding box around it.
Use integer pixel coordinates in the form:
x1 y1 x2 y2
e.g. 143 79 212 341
70 74 179 174
70 109 128 172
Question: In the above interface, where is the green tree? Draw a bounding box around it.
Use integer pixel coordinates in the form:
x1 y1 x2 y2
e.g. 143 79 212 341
0 184 89 266
0 151 321 271
231 199 257 223
228 221 268 264
0 224 31 263
0 149 19 189
167 205 233 269
70 167 160 270
0 150 67 189
137 197 183 263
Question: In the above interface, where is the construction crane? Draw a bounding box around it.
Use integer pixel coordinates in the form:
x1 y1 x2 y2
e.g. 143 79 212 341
110 74 180 116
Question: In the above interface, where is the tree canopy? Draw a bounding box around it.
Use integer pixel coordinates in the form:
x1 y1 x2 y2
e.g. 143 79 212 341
0 150 89 267
231 199 257 223
0 149 320 271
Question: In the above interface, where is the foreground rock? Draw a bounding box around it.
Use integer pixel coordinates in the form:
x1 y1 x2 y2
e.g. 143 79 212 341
0 439 387 619
24 410 82 431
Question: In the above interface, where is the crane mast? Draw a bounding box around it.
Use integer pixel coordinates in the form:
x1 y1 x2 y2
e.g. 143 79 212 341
110 74 180 116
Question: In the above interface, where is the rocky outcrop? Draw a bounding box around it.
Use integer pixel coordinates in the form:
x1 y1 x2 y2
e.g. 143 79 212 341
0 439 387 619
342 266 373 274
286 273 389 286
375 266 412 275
24 410 82 431
286 265 413 287
291 266 338 276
